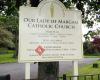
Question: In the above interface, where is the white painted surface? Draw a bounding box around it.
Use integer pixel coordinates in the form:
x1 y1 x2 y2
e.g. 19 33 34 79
73 61 78 80
18 0 83 62
25 63 30 79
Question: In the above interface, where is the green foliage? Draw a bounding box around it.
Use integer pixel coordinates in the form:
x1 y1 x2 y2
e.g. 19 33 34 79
83 37 100 55
0 0 26 16
0 27 14 48
0 0 99 28
0 15 18 49
84 30 98 41
0 0 99 21
0 16 18 34
63 0 71 8
83 41 95 55
6 0 18 16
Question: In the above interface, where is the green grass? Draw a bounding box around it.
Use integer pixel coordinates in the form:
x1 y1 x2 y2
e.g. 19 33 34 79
0 50 17 64
79 61 100 75
84 53 100 58
63 60 100 80
84 55 100 58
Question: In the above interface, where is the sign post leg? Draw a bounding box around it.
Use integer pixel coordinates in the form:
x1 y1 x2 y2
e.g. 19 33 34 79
72 60 78 80
25 63 31 80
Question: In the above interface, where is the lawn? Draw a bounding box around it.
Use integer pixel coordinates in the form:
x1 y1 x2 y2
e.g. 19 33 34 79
0 50 17 64
84 55 100 58
84 53 100 58
79 61 100 75
85 55 100 58
62 60 100 80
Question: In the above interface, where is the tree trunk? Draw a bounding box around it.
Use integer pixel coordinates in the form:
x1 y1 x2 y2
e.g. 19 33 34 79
38 62 59 80
13 32 18 58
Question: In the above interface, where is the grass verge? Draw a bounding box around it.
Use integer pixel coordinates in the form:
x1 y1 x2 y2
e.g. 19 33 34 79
63 60 100 80
85 56 100 58
0 50 17 64
84 54 100 58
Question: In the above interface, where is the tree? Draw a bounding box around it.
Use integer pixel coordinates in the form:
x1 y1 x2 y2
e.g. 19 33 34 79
92 36 100 54
0 27 14 48
0 15 18 57
83 41 95 55
0 0 100 22
4 16 19 57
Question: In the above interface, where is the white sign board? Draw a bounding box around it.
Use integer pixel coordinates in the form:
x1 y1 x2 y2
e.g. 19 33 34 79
18 0 83 62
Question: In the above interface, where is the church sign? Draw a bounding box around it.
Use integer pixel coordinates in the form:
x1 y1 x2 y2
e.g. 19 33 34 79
18 0 83 62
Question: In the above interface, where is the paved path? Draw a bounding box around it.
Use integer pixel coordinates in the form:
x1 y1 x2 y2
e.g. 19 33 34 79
0 58 99 80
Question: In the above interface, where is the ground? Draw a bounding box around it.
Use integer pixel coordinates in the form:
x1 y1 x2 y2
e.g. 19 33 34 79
0 58 99 80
